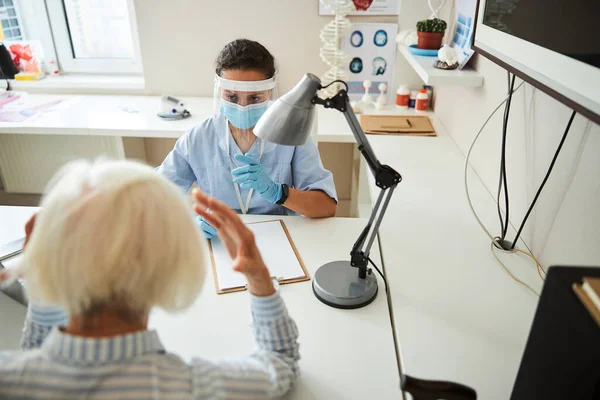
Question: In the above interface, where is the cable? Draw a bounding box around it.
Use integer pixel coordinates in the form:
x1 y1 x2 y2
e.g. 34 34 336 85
537 120 591 257
368 256 388 293
490 241 540 297
496 72 512 237
509 110 577 249
464 80 525 241
513 248 546 280
320 79 349 91
498 73 516 242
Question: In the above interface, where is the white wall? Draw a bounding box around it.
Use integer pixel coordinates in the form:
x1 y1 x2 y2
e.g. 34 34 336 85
134 0 432 97
435 55 600 267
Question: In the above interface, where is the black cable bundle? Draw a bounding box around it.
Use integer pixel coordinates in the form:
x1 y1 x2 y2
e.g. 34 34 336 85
496 72 516 247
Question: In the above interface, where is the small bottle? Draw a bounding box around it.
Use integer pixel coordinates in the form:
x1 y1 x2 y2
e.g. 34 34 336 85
416 89 428 111
409 91 418 108
423 85 433 109
395 86 410 108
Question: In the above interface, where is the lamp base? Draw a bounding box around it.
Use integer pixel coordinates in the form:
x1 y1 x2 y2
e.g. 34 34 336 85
312 261 378 309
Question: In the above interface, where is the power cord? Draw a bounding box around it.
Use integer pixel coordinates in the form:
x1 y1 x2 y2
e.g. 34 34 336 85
464 80 525 241
490 241 541 297
368 256 388 293
497 72 516 243
509 110 577 249
464 80 547 292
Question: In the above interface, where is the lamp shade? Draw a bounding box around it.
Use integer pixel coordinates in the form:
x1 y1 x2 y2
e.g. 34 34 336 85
254 73 322 146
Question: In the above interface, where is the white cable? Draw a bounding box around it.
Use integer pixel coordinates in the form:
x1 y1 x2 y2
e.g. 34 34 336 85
464 81 525 240
490 241 541 297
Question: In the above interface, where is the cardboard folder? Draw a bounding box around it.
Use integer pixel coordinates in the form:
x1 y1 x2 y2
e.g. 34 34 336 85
360 115 437 136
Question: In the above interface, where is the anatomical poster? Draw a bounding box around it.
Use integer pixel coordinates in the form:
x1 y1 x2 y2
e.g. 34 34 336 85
342 23 398 100
319 0 400 16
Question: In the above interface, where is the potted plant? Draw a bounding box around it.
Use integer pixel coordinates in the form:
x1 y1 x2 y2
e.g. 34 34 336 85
416 18 447 50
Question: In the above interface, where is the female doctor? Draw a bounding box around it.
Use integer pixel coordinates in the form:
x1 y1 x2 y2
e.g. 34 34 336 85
157 39 337 238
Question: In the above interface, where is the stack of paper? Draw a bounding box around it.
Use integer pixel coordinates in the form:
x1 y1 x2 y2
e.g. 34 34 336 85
573 277 600 327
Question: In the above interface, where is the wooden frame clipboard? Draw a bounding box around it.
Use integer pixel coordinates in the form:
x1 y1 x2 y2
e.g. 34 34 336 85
208 219 310 294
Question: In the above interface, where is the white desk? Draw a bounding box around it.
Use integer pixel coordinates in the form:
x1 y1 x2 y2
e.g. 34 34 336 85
0 93 426 143
0 207 400 399
0 95 213 138
365 119 541 399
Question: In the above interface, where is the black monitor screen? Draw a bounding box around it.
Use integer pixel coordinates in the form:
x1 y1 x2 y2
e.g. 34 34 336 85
482 0 600 68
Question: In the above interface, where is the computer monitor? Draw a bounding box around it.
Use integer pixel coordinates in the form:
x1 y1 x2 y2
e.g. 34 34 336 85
510 266 600 399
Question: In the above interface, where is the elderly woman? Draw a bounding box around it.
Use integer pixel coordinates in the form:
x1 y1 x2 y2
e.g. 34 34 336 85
0 159 299 399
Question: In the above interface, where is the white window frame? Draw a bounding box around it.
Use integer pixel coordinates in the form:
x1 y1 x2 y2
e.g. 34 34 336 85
17 0 59 66
44 0 142 74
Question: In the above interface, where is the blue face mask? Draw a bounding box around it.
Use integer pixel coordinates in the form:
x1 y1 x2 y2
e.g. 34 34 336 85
220 100 268 130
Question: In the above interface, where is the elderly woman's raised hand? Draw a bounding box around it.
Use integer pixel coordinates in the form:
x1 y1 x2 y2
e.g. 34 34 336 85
192 189 275 297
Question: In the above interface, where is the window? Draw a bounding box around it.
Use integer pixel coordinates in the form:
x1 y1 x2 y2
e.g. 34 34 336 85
46 0 142 74
13 0 142 74
0 0 24 40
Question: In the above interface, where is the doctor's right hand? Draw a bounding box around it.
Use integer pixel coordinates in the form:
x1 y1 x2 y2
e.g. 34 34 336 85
196 215 217 239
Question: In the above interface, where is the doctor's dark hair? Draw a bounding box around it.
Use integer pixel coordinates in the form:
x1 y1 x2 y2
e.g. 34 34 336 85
215 39 276 79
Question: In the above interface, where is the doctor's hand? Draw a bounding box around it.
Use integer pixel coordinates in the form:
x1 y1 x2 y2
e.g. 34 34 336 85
195 215 217 239
192 189 275 297
232 154 282 204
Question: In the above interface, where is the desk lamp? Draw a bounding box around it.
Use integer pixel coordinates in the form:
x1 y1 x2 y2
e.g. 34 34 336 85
254 73 401 309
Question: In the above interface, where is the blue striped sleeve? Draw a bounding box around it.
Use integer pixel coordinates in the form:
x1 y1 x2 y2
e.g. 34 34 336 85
190 292 300 399
21 303 69 350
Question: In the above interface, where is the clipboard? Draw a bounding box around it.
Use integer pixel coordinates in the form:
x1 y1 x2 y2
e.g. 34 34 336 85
360 115 437 136
208 219 310 294
0 237 25 262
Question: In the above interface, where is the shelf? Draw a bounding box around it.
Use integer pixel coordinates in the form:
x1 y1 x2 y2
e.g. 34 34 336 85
398 45 484 87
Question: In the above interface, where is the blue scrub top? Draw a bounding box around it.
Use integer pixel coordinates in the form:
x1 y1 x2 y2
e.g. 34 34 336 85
157 115 338 215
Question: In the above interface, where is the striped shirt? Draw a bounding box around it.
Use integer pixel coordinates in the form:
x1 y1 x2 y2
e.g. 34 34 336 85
0 293 300 399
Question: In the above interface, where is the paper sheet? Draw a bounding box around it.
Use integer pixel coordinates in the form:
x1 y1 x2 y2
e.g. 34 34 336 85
210 220 306 291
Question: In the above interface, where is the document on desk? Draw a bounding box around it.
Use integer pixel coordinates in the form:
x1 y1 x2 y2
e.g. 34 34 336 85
209 220 309 294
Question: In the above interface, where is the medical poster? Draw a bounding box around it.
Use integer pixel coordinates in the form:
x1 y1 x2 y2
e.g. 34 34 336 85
319 0 400 16
451 0 477 69
342 23 398 100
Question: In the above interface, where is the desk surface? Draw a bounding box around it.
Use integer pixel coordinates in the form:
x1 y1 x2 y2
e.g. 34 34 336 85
0 208 400 399
366 119 541 399
0 95 213 138
0 93 428 144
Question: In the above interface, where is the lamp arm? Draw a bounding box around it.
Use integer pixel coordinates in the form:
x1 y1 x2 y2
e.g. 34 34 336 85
314 89 402 278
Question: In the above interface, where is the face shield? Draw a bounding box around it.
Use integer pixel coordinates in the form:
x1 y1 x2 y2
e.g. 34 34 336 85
214 75 278 131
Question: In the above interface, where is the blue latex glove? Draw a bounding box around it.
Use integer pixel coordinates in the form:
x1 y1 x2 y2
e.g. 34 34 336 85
232 154 282 204
196 215 217 239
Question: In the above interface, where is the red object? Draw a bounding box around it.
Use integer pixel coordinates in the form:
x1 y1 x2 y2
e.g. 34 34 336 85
8 44 36 72
417 32 444 50
353 0 374 11
416 89 428 111
396 93 409 107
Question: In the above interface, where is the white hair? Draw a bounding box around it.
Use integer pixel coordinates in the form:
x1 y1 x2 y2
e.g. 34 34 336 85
18 159 206 316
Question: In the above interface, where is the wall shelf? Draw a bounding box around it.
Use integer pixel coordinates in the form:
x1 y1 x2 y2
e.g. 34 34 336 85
398 45 484 87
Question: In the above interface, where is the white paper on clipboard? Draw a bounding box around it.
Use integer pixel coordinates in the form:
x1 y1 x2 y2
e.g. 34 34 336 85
210 220 307 292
